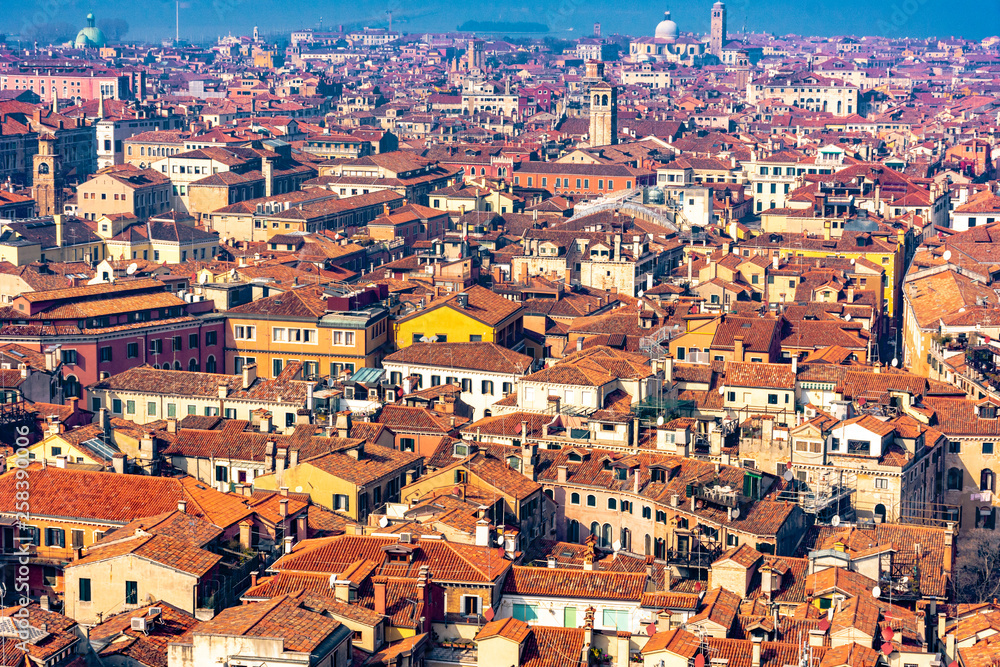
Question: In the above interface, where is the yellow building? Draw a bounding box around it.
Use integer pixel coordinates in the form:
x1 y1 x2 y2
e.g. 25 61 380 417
393 285 524 352
226 283 391 378
254 441 422 522
102 216 220 264
736 229 906 318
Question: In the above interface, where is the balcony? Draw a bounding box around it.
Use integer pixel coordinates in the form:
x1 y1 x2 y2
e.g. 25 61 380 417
690 483 742 509
664 545 723 568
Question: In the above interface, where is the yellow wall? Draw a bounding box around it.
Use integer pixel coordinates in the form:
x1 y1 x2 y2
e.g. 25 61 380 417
393 305 513 350
254 464 360 518
6 435 104 470
226 314 388 377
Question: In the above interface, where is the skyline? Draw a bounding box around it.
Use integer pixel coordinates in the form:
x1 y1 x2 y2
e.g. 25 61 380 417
6 0 1000 45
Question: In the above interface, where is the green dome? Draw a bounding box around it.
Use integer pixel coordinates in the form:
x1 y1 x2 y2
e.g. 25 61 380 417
75 13 106 48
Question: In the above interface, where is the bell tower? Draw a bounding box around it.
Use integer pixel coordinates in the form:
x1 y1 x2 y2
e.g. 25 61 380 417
588 80 618 147
711 2 727 58
32 135 63 217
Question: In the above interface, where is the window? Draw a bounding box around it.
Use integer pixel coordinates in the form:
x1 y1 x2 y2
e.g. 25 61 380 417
949 440 961 453
984 442 995 455
146 402 156 416
982 469 995 492
570 492 580 504
273 359 283 377
126 400 136 415
99 346 112 362
234 325 256 341
125 581 138 605
513 603 539 622
874 478 889 490
642 506 651 519
470 334 482 342
112 399 122 414
586 494 596 507
149 339 162 354
461 595 481 615
767 393 778 405
602 609 630 630
400 438 415 452
206 331 217 346
127 342 138 358
45 527 65 547
564 606 577 628
482 380 494 395
608 498 617 510
215 465 228 483
847 439 870 455
43 566 57 587
61 349 78 365
333 494 350 511
79 578 92 602
172 336 183 352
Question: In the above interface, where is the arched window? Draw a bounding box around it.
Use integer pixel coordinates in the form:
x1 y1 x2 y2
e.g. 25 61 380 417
206 355 217 373
593 94 600 107
654 538 665 559
947 467 963 490
602 94 609 106
601 523 612 549
64 375 79 398
608 498 617 511
152 364 159 370
38 162 49 174
173 361 181 370
140 146 145 156
644 534 651 556
570 492 580 505
568 519 580 543
620 528 631 552
874 503 887 523
544 489 554 500
189 358 198 372
586 494 596 507
590 521 600 541
982 469 995 492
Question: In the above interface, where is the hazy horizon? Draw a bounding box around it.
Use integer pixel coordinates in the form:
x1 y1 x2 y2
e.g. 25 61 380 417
5 0 999 45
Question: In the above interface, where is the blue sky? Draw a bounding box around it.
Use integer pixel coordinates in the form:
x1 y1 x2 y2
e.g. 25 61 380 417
6 0 999 43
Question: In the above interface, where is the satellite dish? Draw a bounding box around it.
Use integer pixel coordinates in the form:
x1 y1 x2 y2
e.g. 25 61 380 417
943 250 952 261
850 258 855 265
730 507 740 519
126 262 138 275
718 387 726 395
328 573 337 588
844 313 851 321
484 607 495 621
198 273 208 284
657 416 665 426
378 515 389 528
831 515 841 527
882 627 894 642
891 358 898 367
638 290 644 298
881 642 894 655
646 623 657 637
782 469 794 482
872 586 882 598
613 540 622 552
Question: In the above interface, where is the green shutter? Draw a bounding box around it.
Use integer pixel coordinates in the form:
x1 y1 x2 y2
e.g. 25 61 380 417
564 606 577 628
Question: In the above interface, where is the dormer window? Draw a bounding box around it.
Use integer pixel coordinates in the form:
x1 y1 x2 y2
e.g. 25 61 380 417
614 467 628 481
507 456 521 471
651 468 666 483
568 451 583 462
981 405 997 419
453 443 469 458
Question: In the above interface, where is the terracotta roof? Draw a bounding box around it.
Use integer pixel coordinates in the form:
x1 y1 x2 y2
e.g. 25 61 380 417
503 566 647 601
384 342 533 375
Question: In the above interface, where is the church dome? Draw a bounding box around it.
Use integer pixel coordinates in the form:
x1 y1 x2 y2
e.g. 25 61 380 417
655 11 679 41
75 13 107 48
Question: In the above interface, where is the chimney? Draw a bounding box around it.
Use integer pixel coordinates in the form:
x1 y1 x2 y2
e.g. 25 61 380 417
336 412 352 438
557 465 568 483
55 455 66 468
265 440 276 470
475 519 490 547
98 407 110 434
54 214 64 248
242 363 257 389
218 380 229 399
734 336 745 362
111 453 126 474
279 498 289 518
178 499 187 513
18 363 28 379
791 356 798 375
751 635 763 667
260 412 272 433
283 536 293 554
847 286 854 303
616 632 632 667
374 576 387 615
39 595 49 611
263 158 275 198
